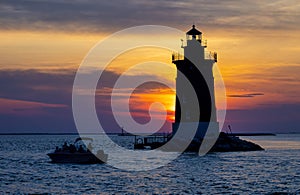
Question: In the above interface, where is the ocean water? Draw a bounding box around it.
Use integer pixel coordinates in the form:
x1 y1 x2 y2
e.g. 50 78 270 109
0 134 299 194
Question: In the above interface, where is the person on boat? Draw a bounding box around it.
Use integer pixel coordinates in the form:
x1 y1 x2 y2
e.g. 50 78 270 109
62 142 68 151
69 144 76 153
55 146 61 152
78 145 84 153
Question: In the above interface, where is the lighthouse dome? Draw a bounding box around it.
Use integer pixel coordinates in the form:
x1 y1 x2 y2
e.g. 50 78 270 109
186 25 202 35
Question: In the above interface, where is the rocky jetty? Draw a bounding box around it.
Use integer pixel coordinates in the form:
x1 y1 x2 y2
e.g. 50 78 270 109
185 132 264 152
135 132 264 153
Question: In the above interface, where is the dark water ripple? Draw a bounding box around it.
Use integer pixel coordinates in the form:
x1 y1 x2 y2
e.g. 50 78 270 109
0 134 299 194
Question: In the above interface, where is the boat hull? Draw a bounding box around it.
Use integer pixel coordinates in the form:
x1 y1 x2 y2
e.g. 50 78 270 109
47 152 107 164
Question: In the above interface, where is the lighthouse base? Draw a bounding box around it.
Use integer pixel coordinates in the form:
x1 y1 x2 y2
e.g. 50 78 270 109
172 121 220 140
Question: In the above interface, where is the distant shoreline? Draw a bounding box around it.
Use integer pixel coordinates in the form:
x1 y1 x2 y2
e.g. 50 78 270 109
229 133 276 136
1 132 299 136
0 133 102 135
0 132 170 136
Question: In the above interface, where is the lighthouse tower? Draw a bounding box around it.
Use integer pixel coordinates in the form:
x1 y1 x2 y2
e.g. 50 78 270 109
172 25 219 139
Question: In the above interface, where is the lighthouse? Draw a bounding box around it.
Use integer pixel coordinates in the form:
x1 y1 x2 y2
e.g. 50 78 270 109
172 25 219 139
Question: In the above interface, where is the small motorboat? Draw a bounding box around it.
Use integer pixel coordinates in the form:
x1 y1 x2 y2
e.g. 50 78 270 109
47 137 108 164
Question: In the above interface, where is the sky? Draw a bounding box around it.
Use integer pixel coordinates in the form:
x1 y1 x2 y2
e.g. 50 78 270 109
0 0 299 133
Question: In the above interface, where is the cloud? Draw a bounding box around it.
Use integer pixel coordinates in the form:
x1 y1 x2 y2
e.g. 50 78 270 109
0 69 75 105
227 93 264 98
224 64 300 104
0 0 299 33
0 68 173 133
0 98 67 115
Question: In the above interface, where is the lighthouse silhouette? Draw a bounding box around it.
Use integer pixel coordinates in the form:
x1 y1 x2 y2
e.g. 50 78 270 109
172 25 219 140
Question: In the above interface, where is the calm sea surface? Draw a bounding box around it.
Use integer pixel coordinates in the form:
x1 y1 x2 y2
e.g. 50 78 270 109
0 134 299 194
